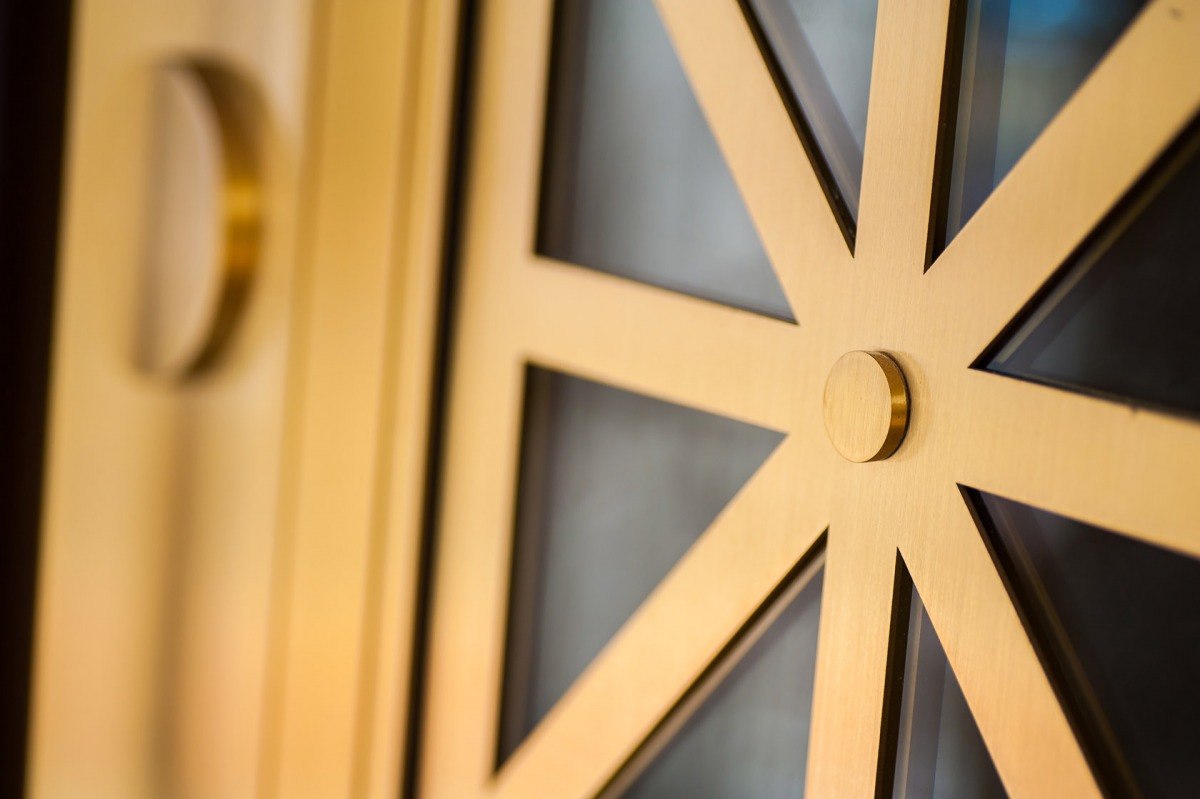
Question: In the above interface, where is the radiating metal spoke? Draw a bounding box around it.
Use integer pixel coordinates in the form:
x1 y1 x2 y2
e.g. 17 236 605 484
951 369 1200 560
421 0 1200 796
899 478 1101 798
922 0 1200 365
806 476 905 797
656 0 851 326
855 0 958 277
509 255 809 433
487 436 831 799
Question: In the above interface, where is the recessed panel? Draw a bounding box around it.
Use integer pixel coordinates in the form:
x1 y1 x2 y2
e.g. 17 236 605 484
620 565 823 798
742 0 878 229
537 0 794 320
973 490 1200 797
498 367 785 764
983 128 1200 416
890 575 1006 798
944 0 1146 243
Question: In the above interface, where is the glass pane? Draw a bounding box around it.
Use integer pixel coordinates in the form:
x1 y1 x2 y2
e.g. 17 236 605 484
984 129 1200 416
891 576 1006 799
537 0 794 320
498 367 786 764
620 565 823 798
945 0 1146 243
742 0 878 227
973 490 1200 798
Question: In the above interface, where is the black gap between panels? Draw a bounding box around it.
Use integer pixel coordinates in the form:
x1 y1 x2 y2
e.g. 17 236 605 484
881 551 1006 799
0 2 74 797
925 0 969 268
401 0 483 795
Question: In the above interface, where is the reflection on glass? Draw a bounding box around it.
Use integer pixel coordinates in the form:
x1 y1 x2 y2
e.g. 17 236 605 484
945 0 1146 242
537 0 794 319
891 578 1006 799
974 490 1200 798
498 367 785 764
742 0 878 226
985 129 1200 417
620 564 823 798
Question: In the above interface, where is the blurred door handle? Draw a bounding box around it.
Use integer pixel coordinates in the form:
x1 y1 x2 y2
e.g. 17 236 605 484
134 60 262 379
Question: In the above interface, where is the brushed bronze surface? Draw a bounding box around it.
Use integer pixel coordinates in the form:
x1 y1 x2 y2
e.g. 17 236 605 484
823 350 909 463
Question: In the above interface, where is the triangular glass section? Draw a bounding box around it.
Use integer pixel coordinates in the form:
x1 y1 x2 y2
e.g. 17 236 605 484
942 0 1147 245
536 0 795 321
970 489 1200 798
981 124 1200 417
619 561 823 797
497 367 786 764
742 0 878 239
889 564 1006 798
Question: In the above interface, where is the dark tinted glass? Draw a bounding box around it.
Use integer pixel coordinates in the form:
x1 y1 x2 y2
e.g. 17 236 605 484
620 565 823 798
974 490 1200 797
538 0 794 319
945 0 1146 243
890 575 1006 798
984 129 1200 416
742 0 878 230
498 367 785 764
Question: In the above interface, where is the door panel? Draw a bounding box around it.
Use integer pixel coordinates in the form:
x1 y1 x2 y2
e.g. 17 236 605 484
31 3 318 797
33 2 460 797
417 0 1200 796
40 0 1198 796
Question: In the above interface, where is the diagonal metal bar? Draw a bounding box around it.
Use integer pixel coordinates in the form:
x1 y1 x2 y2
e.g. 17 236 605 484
921 0 1200 365
951 369 1200 560
899 476 1101 798
507 255 810 434
656 0 851 327
487 435 832 799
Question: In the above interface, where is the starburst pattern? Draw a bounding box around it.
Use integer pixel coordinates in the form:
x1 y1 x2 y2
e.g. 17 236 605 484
421 1 1200 796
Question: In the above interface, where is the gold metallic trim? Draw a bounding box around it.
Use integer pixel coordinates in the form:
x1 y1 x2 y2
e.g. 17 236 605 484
32 5 312 797
140 60 263 380
261 1 465 797
186 62 262 376
416 0 1200 797
823 350 910 463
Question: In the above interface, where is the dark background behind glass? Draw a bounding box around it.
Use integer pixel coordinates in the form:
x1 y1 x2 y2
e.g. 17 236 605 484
499 366 784 764
944 0 1146 243
0 2 73 797
984 125 1200 417
536 0 794 320
976 490 1200 797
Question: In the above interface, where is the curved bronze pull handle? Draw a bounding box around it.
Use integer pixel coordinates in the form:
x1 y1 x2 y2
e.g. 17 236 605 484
134 60 262 379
